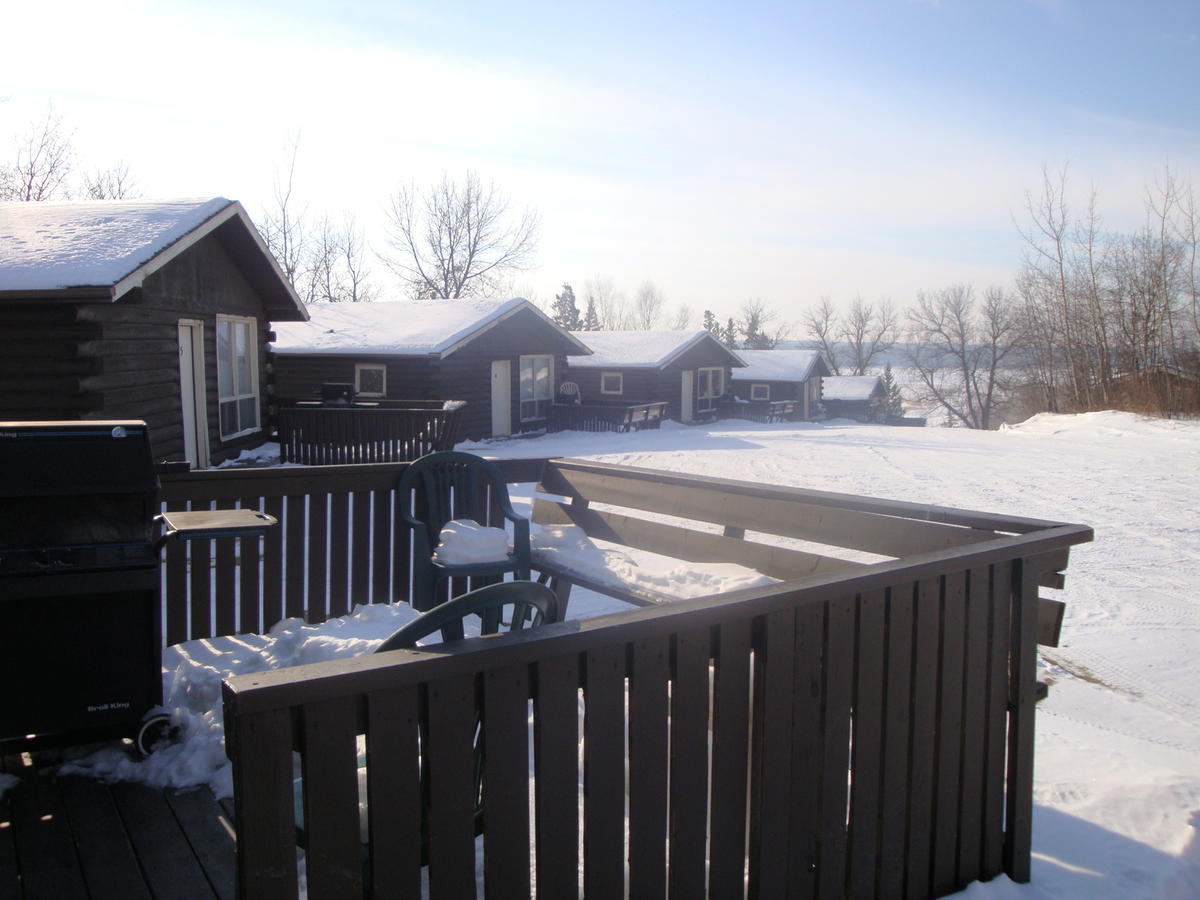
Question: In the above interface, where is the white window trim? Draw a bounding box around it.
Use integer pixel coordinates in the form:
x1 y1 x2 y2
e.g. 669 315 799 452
216 315 260 440
697 366 724 398
355 362 387 398
600 371 624 395
519 354 554 422
750 383 770 401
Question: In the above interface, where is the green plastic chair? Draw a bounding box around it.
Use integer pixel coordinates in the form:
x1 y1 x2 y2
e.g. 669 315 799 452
397 451 532 612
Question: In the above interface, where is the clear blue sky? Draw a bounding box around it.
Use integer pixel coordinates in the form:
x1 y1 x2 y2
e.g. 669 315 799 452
3 0 1197 320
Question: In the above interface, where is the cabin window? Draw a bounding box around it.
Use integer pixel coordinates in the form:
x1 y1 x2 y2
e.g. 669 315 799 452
750 383 769 401
600 371 623 395
355 363 386 398
520 354 553 421
216 316 259 439
697 367 724 411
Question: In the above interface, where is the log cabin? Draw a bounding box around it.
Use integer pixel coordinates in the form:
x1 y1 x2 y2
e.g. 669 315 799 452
270 298 592 440
0 198 307 466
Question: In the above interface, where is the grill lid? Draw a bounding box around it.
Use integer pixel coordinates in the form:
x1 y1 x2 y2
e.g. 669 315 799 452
0 421 158 498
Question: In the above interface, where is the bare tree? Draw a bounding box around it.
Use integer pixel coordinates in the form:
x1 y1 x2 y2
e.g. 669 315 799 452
584 274 630 329
631 281 664 330
0 110 74 201
801 296 841 374
259 141 307 287
383 171 538 299
81 162 138 200
905 284 1022 429
667 303 693 330
839 295 896 374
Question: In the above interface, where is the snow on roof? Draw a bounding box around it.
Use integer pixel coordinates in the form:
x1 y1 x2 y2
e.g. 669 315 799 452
0 198 233 293
822 375 883 401
272 297 569 357
731 349 825 382
567 329 741 368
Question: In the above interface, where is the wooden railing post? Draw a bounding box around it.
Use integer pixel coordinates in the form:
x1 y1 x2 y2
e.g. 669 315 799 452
1004 556 1041 882
224 694 298 898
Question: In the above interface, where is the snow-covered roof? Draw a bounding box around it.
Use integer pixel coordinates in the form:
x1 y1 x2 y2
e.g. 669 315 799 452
567 329 745 369
0 197 306 319
273 297 591 358
731 349 828 383
822 375 884 401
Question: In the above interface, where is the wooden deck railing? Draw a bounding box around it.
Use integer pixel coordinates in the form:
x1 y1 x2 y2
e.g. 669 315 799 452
204 458 1091 898
547 400 668 433
276 401 465 464
717 397 799 422
157 457 543 646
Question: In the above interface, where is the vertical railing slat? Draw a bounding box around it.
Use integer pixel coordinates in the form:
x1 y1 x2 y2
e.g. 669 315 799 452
534 654 580 897
584 644 627 898
877 581 915 898
228 706 298 898
786 597 826 898
668 627 712 899
817 594 854 900
301 697 363 897
982 562 1012 876
748 607 797 898
710 617 753 896
483 665 532 900
905 577 941 900
628 636 670 897
426 673 478 900
933 570 968 895
957 566 991 885
1004 558 1041 882
846 589 886 898
365 684 422 898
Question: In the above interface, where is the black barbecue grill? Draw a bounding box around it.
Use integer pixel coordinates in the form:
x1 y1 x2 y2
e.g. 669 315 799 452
0 420 275 754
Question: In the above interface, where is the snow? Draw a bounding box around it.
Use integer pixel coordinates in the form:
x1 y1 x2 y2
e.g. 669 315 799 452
531 523 778 603
0 198 231 292
271 297 531 357
566 328 737 368
821 374 883 400
432 519 511 565
730 348 824 382
52 410 1200 897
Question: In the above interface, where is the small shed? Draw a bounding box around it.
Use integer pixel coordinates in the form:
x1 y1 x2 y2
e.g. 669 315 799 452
565 330 746 422
0 198 307 467
271 298 591 440
821 374 887 422
728 349 832 420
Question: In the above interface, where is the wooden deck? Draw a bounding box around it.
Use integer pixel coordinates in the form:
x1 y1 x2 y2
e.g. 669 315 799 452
1 750 235 900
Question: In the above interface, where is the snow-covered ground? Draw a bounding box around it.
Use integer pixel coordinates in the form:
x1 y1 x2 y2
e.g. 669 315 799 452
51 412 1200 897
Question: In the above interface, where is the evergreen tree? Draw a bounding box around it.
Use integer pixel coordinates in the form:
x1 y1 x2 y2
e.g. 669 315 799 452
703 309 719 336
723 317 739 349
882 363 905 418
582 296 600 331
551 283 582 331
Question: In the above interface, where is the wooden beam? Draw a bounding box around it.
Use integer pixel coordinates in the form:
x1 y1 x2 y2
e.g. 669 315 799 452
534 498 863 581
1037 597 1066 647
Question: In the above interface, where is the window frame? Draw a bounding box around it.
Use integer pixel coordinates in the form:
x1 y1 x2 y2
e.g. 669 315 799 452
519 354 554 422
355 362 387 398
750 383 770 401
215 315 260 440
600 371 624 395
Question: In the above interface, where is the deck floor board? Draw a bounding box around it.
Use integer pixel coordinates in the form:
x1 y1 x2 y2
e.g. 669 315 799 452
0 751 235 900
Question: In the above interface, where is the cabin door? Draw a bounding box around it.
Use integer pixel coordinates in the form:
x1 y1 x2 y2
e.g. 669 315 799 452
491 360 512 436
680 370 694 422
178 320 210 468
